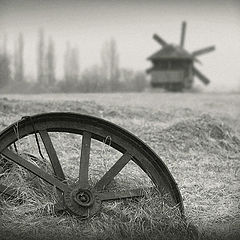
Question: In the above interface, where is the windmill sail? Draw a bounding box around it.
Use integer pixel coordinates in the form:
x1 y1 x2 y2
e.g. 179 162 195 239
180 21 186 48
153 34 167 47
193 67 210 85
192 46 215 57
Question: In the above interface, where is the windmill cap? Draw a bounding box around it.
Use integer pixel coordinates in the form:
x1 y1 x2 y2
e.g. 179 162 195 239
148 44 193 60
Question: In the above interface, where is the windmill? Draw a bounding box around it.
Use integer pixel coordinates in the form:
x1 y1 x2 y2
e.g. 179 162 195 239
147 21 215 91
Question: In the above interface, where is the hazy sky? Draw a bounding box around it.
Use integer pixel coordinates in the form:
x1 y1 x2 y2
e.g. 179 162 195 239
0 0 240 91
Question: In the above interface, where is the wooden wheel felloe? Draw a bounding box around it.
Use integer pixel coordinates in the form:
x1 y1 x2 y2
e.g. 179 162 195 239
0 112 184 218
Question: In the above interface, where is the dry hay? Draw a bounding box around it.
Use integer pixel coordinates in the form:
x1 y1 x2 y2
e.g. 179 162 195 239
0 153 58 215
159 113 240 154
152 114 240 239
0 153 190 240
0 96 239 239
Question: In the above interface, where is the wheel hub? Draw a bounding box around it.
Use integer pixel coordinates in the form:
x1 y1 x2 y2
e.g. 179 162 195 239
63 184 101 218
73 189 94 207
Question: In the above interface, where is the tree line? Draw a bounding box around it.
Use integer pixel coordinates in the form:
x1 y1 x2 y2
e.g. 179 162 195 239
0 30 147 93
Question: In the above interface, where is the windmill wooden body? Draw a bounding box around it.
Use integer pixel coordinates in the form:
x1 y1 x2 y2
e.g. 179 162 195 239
147 22 215 91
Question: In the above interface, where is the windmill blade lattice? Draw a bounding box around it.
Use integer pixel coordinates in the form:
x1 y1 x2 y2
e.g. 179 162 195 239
153 34 168 47
192 46 215 57
180 21 186 48
193 66 210 85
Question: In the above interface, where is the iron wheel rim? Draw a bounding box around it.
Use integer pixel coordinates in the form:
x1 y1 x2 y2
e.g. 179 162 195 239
0 112 184 217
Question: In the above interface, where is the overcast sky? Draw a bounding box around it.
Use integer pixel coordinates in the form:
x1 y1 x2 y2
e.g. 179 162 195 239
0 0 240 91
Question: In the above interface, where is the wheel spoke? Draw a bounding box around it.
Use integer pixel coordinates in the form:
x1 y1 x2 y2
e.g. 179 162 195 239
39 130 65 181
94 152 132 190
0 112 185 217
99 187 153 201
1 149 67 192
78 131 91 188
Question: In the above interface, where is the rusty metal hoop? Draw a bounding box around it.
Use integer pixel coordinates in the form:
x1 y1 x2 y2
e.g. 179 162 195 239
0 112 184 218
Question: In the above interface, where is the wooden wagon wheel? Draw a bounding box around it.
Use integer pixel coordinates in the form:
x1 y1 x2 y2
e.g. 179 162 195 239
0 113 184 218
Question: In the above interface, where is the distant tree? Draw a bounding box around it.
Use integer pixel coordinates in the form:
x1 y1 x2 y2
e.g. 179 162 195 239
0 34 11 88
14 32 24 82
37 28 45 84
131 71 147 91
80 65 105 92
14 39 18 81
119 68 134 83
101 38 120 91
2 34 7 58
19 33 24 82
64 42 70 81
119 68 147 92
70 47 80 81
64 43 80 82
0 53 11 88
46 37 55 85
118 68 134 91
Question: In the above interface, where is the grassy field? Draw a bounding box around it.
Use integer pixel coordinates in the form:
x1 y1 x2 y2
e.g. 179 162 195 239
0 92 239 240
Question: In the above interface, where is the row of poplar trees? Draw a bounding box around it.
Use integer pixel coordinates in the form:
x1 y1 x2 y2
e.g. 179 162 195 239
0 30 145 92
0 29 81 88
